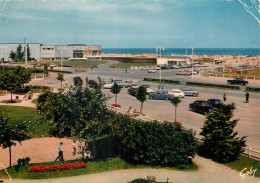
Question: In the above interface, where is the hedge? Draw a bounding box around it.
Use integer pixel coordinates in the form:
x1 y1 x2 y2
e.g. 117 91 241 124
144 78 180 84
50 70 72 74
110 113 198 168
186 82 240 90
246 87 260 92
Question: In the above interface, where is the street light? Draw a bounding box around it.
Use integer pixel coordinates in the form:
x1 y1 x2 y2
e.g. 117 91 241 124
58 47 67 71
191 47 195 79
156 47 165 82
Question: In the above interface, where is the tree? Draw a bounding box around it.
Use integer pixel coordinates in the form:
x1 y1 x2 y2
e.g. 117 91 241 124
14 44 24 62
136 86 147 113
57 73 64 88
43 64 49 77
73 76 83 88
199 103 246 163
0 109 31 167
110 83 121 104
0 66 31 102
37 79 110 159
9 51 16 60
170 97 181 122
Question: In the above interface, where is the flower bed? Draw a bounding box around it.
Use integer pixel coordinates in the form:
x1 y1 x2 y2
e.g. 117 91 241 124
27 162 86 174
112 104 121 108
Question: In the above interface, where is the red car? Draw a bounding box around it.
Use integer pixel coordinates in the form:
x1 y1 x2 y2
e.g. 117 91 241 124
75 67 86 72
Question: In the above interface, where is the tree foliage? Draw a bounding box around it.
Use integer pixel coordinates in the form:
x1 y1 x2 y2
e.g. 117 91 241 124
136 86 147 113
199 103 246 163
37 77 110 138
73 76 83 88
0 66 31 102
0 109 31 167
110 113 198 167
110 83 121 104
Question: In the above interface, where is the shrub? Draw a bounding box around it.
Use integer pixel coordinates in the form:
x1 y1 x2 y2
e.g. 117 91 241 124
110 113 198 167
128 179 150 183
17 157 31 166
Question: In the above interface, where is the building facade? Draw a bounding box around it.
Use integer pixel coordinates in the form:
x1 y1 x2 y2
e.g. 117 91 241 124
157 55 191 66
0 43 101 61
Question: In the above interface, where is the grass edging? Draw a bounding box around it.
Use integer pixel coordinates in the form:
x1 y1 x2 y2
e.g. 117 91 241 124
0 158 198 179
223 155 260 177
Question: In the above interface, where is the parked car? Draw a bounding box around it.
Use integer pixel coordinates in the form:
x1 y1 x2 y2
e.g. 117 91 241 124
50 63 56 67
75 67 87 72
171 65 179 69
180 87 199 97
9 61 16 64
128 85 154 96
176 70 191 76
227 78 248 85
148 90 174 100
169 89 185 98
148 69 157 73
189 100 213 115
207 99 224 108
36 63 42 67
103 82 114 89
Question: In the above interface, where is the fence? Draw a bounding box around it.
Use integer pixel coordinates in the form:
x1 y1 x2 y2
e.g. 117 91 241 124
109 105 260 161
207 73 257 80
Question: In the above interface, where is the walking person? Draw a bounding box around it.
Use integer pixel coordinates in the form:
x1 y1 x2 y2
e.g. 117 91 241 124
223 92 226 102
72 140 76 156
55 142 64 162
78 140 82 154
245 92 249 103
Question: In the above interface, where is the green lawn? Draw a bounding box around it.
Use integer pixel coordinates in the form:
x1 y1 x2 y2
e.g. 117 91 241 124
0 106 49 137
110 62 157 69
224 155 260 177
0 157 197 179
25 60 107 68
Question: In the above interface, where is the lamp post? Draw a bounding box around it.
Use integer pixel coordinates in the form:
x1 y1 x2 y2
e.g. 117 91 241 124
58 47 66 71
156 47 165 82
191 47 195 79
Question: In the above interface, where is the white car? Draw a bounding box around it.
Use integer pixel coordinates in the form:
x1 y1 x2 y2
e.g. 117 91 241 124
50 63 56 67
169 89 185 98
103 82 114 89
148 69 157 73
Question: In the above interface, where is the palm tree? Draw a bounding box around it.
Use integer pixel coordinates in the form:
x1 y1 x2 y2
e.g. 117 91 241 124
110 83 121 104
170 97 182 122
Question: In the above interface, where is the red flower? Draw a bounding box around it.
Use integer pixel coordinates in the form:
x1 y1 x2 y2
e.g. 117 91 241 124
112 104 121 108
171 121 181 125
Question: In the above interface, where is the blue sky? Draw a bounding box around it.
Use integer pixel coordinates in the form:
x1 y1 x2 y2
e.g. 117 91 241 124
0 0 259 48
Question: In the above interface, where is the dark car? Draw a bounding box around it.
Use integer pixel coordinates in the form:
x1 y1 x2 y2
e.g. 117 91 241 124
189 100 213 115
207 99 224 108
227 78 248 85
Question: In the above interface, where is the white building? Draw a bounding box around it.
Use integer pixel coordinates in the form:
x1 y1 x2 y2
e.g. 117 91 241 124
0 43 101 62
157 55 191 66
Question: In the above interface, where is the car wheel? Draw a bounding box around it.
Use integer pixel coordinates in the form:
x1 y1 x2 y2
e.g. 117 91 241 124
166 97 169 101
150 96 154 99
193 93 197 97
204 111 208 115
185 73 188 76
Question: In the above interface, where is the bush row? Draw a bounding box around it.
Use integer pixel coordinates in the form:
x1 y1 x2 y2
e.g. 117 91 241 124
246 87 260 92
108 113 198 168
186 82 240 89
144 78 180 84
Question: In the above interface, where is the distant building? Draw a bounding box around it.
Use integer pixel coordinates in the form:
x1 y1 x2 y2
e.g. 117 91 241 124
0 43 101 61
157 55 191 65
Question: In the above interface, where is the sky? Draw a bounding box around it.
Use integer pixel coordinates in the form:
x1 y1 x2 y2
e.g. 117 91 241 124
0 0 259 48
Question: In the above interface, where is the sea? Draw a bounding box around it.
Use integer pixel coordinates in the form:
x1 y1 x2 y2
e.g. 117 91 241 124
102 48 259 56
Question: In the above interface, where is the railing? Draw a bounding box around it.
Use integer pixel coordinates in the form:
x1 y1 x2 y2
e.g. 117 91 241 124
109 105 260 161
